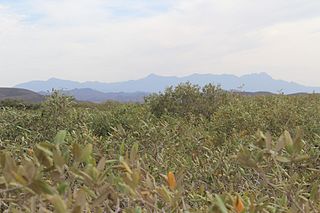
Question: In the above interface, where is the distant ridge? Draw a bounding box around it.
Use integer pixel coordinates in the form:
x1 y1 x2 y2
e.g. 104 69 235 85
15 72 320 94
0 88 44 103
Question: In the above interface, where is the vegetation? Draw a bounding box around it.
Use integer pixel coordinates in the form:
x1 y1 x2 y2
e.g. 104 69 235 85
0 99 41 110
0 86 320 212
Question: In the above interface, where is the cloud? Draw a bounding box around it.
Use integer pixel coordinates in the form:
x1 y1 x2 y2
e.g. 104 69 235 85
0 0 320 86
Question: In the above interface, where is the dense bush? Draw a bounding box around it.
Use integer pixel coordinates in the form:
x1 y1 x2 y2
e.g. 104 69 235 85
145 83 231 118
1 86 320 212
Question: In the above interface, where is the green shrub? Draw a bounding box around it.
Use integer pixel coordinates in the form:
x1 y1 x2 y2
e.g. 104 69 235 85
145 83 230 118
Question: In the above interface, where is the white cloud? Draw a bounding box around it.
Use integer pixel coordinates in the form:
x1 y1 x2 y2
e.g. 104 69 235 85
0 0 320 86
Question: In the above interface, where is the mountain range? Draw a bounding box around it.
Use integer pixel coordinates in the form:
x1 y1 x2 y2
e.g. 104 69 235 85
15 73 320 94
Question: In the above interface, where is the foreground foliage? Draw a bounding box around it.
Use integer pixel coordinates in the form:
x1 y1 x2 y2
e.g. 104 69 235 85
0 86 320 212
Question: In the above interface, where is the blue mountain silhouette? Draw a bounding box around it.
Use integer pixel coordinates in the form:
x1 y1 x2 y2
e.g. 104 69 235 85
15 72 320 94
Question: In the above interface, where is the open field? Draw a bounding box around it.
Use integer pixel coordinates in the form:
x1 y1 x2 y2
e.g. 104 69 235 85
1 84 320 212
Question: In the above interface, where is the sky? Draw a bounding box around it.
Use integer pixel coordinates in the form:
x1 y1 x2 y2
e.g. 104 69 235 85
0 0 320 87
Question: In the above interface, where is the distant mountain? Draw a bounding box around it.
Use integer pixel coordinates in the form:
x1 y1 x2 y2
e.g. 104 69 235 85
61 88 148 103
0 88 44 103
15 73 320 94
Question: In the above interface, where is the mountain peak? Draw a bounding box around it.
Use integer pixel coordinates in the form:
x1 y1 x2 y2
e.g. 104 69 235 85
257 72 272 78
146 73 160 79
242 72 273 79
48 77 62 81
15 72 320 94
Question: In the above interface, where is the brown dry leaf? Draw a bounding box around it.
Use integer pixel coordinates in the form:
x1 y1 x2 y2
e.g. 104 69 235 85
234 195 245 213
167 171 177 191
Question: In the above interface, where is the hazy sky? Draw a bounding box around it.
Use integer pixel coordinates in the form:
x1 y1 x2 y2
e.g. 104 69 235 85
1 0 320 87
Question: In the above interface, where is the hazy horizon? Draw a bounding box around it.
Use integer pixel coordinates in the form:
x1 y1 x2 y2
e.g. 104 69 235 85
11 71 316 87
1 0 320 87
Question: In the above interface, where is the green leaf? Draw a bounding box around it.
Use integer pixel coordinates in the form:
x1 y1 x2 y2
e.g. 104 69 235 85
120 142 125 156
292 154 309 162
237 148 258 169
157 185 172 203
80 144 93 162
255 130 266 148
36 144 53 156
11 170 28 186
275 135 286 152
54 130 67 145
57 182 68 195
275 156 291 163
293 128 303 154
53 151 65 170
265 132 272 151
29 180 55 195
2 153 18 183
130 143 139 163
134 206 142 213
283 131 294 154
72 143 82 163
35 145 53 168
215 195 228 213
97 157 106 171
21 158 37 182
